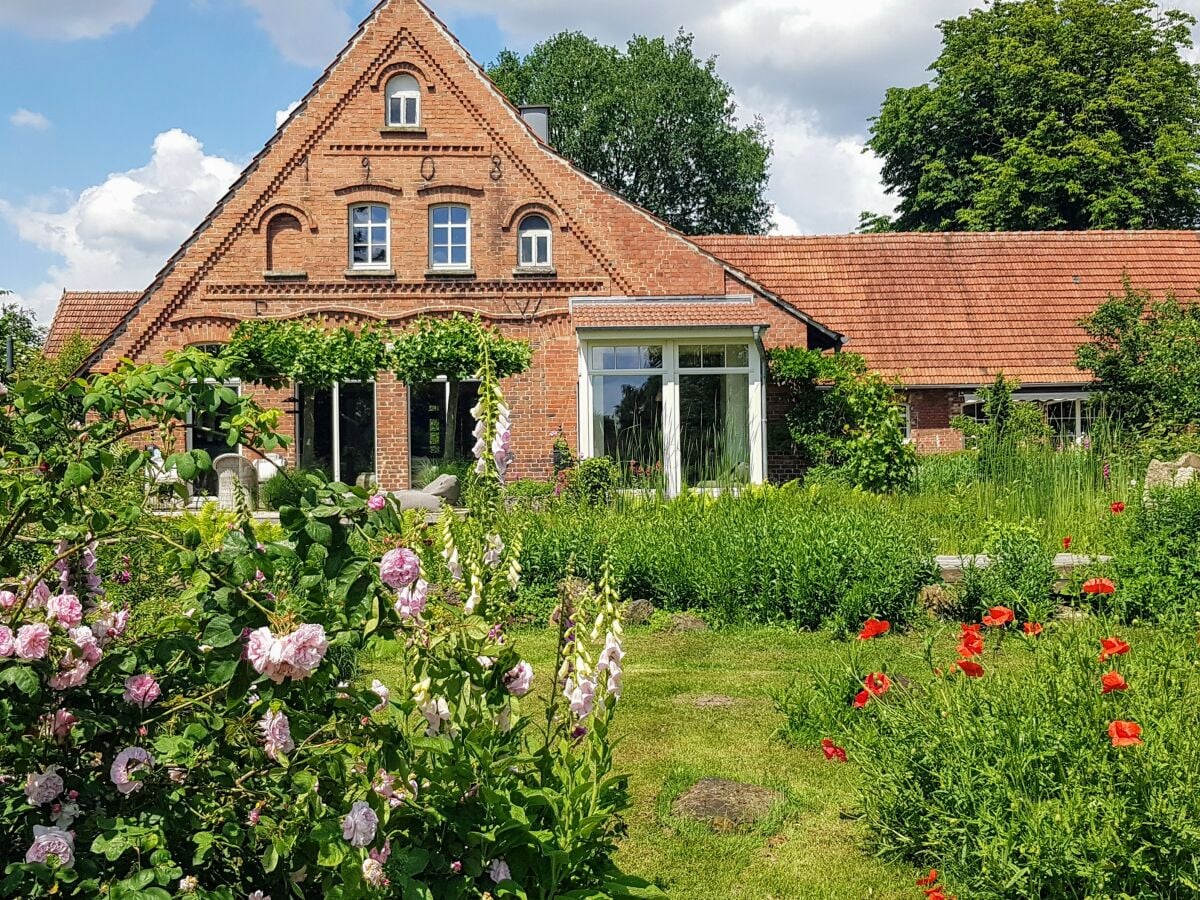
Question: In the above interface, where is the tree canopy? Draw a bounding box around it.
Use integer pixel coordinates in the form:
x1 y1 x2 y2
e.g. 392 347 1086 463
864 0 1200 232
1077 280 1200 430
0 298 45 374
489 31 773 235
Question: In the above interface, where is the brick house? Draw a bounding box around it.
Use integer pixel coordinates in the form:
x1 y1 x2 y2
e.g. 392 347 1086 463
45 0 1200 492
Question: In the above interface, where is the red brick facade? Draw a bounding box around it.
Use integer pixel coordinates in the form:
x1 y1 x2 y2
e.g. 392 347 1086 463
75 0 828 489
906 389 965 454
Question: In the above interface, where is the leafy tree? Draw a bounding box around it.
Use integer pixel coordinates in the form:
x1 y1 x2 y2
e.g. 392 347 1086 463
769 348 916 492
865 0 1200 231
1077 280 1200 430
0 297 45 375
951 374 1052 473
490 31 773 235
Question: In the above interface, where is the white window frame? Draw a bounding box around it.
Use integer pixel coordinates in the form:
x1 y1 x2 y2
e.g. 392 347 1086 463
385 73 421 127
428 204 471 270
577 330 765 497
900 403 913 444
517 214 552 267
300 381 379 484
348 204 390 270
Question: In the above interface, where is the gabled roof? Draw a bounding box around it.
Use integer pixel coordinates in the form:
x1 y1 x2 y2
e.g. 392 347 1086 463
45 291 142 357
697 231 1200 387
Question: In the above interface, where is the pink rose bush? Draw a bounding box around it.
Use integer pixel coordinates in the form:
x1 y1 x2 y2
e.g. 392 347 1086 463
0 340 634 898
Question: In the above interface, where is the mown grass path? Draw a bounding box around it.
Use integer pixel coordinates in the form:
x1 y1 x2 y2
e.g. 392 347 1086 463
371 628 924 898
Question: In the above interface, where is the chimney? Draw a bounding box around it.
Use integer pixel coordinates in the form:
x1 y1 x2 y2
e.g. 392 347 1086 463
519 105 551 144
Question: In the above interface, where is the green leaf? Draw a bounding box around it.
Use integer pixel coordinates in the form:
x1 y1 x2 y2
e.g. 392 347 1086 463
202 614 240 648
64 461 93 489
0 665 40 695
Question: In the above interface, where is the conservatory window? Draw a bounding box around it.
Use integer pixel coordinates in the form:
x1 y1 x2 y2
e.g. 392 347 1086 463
581 337 764 496
299 382 377 487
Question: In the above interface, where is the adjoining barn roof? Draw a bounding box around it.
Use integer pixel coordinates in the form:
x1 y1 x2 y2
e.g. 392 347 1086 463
44 291 142 357
696 231 1200 387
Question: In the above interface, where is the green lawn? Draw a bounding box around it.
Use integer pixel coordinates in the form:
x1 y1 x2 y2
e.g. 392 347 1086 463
369 627 926 899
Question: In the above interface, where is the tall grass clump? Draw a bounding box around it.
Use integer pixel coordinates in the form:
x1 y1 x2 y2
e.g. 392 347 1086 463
908 422 1138 553
849 621 1200 898
1109 482 1200 623
512 484 937 630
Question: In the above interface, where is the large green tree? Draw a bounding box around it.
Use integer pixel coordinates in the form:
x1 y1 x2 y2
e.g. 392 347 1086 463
865 0 1200 231
0 294 45 374
489 31 773 235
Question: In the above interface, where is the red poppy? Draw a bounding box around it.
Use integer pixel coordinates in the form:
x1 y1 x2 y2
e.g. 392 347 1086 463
1022 622 1044 636
982 606 1014 627
1083 577 1116 595
1111 502 1126 515
916 869 939 887
1062 535 1073 550
820 738 847 762
1099 636 1131 662
957 631 984 659
955 659 985 677
864 672 892 697
924 890 955 900
858 618 891 641
853 690 870 709
1101 671 1129 694
960 622 982 636
1109 720 1143 747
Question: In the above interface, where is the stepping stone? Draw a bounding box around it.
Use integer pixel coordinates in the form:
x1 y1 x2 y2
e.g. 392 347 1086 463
691 695 737 709
672 778 783 829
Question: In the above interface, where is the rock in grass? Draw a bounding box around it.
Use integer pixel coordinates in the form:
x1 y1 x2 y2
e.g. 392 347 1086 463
666 613 707 634
623 598 656 626
672 778 782 829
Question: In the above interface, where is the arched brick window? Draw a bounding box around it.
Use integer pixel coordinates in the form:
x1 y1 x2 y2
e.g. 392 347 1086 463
266 213 305 273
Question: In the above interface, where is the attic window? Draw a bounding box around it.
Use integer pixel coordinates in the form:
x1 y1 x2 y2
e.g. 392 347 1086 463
386 73 421 127
518 214 552 267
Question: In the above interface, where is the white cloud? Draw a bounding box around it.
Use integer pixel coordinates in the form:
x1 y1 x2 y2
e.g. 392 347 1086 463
10 108 50 130
0 0 155 40
275 100 302 128
241 0 356 67
438 0 1200 233
0 129 240 322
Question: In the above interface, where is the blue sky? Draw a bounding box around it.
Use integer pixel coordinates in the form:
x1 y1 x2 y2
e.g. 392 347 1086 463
7 0 1198 323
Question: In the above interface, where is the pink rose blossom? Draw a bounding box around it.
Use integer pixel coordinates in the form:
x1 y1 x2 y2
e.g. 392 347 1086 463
0 589 16 610
50 709 78 742
29 580 51 610
341 800 378 848
46 594 83 628
48 659 93 691
245 625 328 683
419 696 451 737
502 661 534 697
248 892 270 900
393 579 428 620
24 767 64 805
70 626 102 664
110 746 153 795
15 623 50 660
0 625 14 657
248 808 261 826
282 623 328 675
379 548 420 590
25 825 74 868
123 673 162 708
367 493 386 512
450 860 463 874
259 709 294 761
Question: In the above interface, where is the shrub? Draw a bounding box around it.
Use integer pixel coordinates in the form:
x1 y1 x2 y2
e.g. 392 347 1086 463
1111 484 1200 621
0 346 643 898
504 478 556 511
564 457 620 506
257 466 309 511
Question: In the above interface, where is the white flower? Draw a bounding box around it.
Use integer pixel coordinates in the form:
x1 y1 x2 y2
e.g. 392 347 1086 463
341 800 378 848
419 696 451 737
370 679 390 711
179 875 199 893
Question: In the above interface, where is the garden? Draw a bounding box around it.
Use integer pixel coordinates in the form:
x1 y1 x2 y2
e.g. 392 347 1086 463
3 291 1200 899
